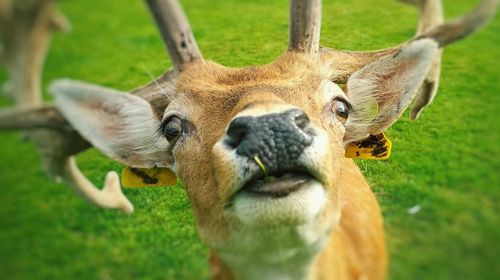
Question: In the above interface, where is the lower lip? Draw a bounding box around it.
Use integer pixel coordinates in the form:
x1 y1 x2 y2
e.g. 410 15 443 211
240 173 314 198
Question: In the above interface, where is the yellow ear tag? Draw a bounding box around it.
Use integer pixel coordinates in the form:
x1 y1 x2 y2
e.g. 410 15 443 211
121 167 177 188
345 133 392 160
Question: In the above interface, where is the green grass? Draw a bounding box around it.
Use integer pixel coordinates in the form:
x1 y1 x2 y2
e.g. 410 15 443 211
0 0 499 279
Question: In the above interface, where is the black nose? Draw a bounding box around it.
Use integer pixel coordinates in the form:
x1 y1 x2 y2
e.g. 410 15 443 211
225 109 314 172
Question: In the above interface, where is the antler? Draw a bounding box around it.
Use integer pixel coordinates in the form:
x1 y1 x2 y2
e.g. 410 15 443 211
145 0 203 71
0 0 202 213
288 0 322 55
134 0 204 114
407 0 498 118
321 0 498 84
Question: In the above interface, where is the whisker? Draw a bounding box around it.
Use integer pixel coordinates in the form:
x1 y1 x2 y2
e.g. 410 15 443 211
140 63 173 102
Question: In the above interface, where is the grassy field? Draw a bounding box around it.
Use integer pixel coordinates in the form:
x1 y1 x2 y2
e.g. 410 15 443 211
0 0 499 279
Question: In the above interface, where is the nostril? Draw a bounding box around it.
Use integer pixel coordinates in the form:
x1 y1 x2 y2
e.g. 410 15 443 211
225 117 250 148
226 127 246 148
292 110 310 130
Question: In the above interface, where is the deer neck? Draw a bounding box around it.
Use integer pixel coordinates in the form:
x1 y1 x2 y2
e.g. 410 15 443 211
215 253 316 280
209 214 342 280
209 228 352 280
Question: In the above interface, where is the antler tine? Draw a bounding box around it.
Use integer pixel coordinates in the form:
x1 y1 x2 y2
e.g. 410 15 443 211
62 157 134 214
416 0 498 47
411 0 443 34
409 0 444 119
288 0 322 54
0 105 70 130
145 0 203 71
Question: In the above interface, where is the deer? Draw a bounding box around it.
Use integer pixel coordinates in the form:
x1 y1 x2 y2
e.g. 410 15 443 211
0 0 498 279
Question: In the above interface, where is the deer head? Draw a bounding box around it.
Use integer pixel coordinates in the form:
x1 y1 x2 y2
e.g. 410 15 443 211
0 0 497 279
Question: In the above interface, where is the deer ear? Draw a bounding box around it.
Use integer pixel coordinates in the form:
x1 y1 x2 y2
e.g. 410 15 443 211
343 39 438 145
51 79 173 169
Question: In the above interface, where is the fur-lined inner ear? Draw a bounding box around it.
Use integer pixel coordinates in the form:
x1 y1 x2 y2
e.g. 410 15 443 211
343 39 439 145
51 79 174 169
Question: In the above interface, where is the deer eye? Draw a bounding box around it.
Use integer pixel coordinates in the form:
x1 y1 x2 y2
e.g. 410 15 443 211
331 97 351 123
161 115 183 142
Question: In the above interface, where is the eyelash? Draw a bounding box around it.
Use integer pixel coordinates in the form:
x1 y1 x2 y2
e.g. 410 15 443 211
333 96 353 111
157 119 170 136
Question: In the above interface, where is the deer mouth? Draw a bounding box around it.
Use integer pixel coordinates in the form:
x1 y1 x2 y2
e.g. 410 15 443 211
240 170 316 198
230 168 325 227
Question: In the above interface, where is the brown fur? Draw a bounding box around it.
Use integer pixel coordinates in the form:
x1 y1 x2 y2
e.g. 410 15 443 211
159 53 388 279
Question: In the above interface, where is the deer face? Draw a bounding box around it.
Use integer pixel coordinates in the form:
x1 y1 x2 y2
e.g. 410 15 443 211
169 54 345 254
158 39 439 254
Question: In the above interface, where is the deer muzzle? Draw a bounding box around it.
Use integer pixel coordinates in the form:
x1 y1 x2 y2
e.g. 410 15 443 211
225 108 317 196
225 108 314 170
214 107 330 227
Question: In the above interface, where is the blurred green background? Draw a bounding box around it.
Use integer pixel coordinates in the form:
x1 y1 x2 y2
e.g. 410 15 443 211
0 0 499 279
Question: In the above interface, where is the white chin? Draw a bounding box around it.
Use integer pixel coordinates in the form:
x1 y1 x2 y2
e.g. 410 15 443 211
233 180 326 227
